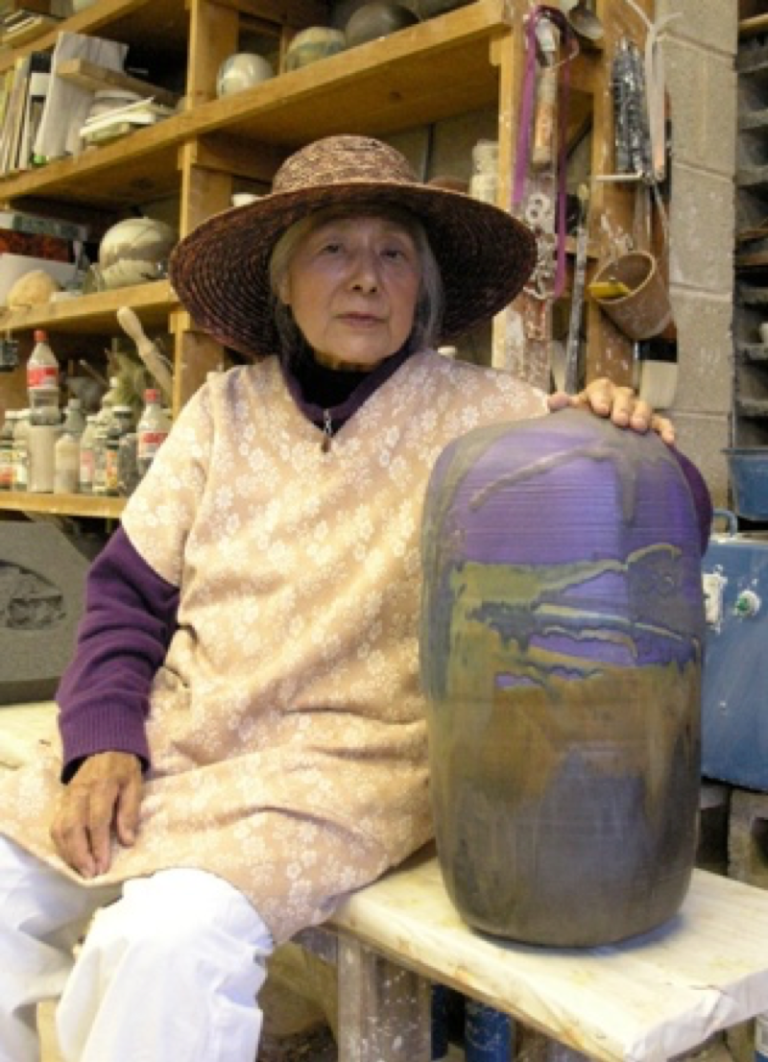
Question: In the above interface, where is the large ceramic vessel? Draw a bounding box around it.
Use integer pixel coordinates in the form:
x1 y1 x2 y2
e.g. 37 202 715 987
421 409 705 946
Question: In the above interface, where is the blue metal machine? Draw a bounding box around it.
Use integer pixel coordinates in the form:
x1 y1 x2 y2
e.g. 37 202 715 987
701 513 768 791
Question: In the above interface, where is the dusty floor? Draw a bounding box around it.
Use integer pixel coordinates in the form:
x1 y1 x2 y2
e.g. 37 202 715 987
38 1002 468 1061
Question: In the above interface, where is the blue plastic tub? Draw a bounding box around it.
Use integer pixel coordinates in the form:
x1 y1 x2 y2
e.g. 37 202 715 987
724 448 768 521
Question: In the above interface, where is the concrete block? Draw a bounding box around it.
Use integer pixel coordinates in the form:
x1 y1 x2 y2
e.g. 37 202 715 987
669 165 735 294
696 782 731 876
670 290 734 415
728 788 768 890
656 0 738 56
0 523 89 704
664 41 737 176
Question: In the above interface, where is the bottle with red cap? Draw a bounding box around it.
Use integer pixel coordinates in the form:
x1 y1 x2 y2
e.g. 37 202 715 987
26 329 61 426
136 388 171 479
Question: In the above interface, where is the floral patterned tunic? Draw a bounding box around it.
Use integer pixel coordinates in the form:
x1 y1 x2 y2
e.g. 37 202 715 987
0 350 547 944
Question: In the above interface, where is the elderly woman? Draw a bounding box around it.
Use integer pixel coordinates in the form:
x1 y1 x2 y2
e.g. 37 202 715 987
0 135 706 1062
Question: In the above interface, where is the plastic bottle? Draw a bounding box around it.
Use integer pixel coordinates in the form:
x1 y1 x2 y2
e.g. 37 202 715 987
137 388 171 479
90 378 120 496
0 412 17 490
27 424 61 493
118 432 140 496
53 429 80 494
12 409 30 491
78 415 98 495
61 396 86 437
92 420 109 496
27 330 61 425
105 411 133 497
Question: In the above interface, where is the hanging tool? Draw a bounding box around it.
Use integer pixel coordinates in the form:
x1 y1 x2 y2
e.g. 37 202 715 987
563 183 590 395
117 306 174 405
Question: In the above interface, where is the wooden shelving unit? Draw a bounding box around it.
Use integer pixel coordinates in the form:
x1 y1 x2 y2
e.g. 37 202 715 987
0 0 647 522
0 489 124 518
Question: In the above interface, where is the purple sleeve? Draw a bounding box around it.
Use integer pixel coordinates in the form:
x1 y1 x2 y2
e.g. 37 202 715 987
56 526 180 782
672 448 713 555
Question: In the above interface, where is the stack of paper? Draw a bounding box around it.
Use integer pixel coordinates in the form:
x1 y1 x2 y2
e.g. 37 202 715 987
31 31 128 164
80 97 174 146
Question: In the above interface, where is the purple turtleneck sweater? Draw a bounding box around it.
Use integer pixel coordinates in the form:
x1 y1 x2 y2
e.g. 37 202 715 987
56 353 713 781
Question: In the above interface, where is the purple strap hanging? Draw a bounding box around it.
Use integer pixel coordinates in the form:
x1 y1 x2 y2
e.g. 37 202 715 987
513 5 577 301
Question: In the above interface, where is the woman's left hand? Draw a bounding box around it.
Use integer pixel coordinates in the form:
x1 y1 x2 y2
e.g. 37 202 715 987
547 377 676 446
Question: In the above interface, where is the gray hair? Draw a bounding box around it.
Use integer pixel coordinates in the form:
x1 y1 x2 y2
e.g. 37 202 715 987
268 204 444 360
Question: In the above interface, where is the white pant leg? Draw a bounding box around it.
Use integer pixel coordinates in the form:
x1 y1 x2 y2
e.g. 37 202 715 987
0 834 118 1062
58 867 274 1062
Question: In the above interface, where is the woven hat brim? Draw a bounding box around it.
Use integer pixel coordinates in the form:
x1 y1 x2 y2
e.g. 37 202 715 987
170 181 537 358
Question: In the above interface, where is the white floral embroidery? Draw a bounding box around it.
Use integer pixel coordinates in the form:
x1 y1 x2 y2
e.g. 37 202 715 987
0 350 547 944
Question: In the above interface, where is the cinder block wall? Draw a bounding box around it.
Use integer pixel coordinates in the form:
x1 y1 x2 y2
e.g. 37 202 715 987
659 0 738 509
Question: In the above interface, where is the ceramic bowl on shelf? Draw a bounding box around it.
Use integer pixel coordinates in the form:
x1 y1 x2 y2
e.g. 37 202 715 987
345 2 419 47
86 88 144 121
98 217 177 290
216 53 274 97
284 27 346 71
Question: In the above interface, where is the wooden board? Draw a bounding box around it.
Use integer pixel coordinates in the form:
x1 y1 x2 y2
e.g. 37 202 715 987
331 850 768 1062
55 58 179 109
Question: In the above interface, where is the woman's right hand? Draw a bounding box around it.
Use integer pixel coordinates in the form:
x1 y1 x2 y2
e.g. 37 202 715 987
50 751 143 879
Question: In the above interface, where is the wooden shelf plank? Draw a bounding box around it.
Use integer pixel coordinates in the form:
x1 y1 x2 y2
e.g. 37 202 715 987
0 279 177 334
56 58 180 109
0 490 124 518
740 14 768 40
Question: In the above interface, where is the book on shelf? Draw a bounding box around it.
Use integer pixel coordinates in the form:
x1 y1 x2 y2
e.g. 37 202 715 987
0 50 50 175
0 53 30 176
0 209 90 243
0 10 61 46
17 49 50 170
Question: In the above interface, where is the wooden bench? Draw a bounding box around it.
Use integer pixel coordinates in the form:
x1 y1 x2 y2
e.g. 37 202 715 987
297 845 768 1062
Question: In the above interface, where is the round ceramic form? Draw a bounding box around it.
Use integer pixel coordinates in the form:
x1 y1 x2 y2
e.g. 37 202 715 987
216 53 274 97
421 409 705 946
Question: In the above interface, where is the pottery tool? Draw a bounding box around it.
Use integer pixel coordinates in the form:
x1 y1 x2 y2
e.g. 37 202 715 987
637 336 678 410
563 183 590 394
117 306 174 404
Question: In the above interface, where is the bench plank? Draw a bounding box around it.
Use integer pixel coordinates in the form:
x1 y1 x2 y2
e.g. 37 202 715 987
329 849 768 1062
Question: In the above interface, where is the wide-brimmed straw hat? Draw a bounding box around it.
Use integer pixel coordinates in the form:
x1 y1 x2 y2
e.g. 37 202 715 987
170 135 537 357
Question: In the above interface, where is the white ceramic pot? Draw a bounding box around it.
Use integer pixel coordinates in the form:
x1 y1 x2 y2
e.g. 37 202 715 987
98 217 177 289
216 53 274 97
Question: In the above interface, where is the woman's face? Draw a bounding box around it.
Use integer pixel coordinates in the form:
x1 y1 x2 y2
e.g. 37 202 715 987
278 215 422 370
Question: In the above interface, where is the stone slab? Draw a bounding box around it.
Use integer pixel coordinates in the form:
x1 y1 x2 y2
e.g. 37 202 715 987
0 523 89 704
